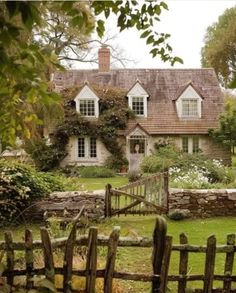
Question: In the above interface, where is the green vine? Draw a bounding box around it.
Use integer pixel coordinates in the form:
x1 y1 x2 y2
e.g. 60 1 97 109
36 84 134 170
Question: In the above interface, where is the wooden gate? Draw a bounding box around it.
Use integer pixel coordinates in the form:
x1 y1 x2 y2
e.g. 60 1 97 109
105 171 169 217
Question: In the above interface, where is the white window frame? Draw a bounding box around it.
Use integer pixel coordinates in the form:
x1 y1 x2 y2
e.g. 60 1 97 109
182 137 200 154
127 81 149 117
176 85 202 118
182 99 198 117
74 85 99 118
76 137 97 160
79 99 96 116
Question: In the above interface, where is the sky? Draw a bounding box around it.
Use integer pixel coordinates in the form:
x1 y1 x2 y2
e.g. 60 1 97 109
80 0 235 70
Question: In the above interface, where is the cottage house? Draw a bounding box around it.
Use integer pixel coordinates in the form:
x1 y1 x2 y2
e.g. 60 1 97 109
52 46 231 171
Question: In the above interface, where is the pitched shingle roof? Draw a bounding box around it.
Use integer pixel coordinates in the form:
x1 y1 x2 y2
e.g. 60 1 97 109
53 68 223 135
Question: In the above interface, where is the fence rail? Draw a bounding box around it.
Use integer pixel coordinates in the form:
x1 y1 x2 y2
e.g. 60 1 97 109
0 216 236 292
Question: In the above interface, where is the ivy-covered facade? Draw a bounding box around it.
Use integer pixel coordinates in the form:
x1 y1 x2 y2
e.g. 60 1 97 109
50 48 231 171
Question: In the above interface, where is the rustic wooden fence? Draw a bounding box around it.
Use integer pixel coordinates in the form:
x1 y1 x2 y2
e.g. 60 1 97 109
0 216 235 292
105 171 169 217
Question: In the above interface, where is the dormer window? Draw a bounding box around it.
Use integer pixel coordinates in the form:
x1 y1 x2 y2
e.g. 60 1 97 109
74 84 99 118
182 99 198 117
79 100 95 116
175 82 203 119
132 97 144 115
127 80 149 118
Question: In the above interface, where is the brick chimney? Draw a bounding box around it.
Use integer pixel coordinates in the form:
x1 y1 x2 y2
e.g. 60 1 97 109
98 45 110 72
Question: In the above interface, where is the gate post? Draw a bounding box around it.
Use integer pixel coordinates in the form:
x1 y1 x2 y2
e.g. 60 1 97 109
105 184 112 218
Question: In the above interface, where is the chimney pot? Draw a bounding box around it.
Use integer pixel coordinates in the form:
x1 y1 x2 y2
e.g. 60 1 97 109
98 45 110 72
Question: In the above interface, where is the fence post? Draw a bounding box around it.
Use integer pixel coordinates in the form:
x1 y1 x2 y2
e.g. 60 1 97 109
104 226 120 293
40 227 55 283
85 227 98 293
223 234 235 292
178 233 188 293
5 231 14 287
105 184 112 218
203 235 216 293
63 206 85 293
163 169 169 212
25 229 34 290
152 216 167 293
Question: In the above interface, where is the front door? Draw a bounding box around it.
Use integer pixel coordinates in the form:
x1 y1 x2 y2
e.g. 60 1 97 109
129 136 146 172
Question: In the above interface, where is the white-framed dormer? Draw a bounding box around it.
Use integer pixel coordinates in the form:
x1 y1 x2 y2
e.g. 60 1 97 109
127 80 149 118
74 84 99 118
175 82 203 119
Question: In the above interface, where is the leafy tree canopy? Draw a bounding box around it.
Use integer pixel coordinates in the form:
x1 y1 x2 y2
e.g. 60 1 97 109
201 6 236 87
209 95 236 152
0 1 182 146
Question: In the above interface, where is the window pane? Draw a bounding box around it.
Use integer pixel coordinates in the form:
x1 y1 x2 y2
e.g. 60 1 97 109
193 137 199 153
79 100 95 116
90 138 97 158
182 137 188 153
182 99 198 117
132 97 144 115
78 138 85 157
130 136 145 154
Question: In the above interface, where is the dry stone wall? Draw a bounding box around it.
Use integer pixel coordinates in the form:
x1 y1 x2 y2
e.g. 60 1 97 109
27 191 105 221
26 189 236 221
169 188 236 218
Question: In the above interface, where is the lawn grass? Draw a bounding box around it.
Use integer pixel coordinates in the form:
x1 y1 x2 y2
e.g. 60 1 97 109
56 175 128 191
1 215 235 292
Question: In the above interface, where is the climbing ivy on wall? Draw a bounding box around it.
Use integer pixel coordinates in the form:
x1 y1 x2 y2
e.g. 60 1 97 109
29 85 134 171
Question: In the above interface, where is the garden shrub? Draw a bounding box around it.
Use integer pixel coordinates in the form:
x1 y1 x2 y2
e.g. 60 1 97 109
128 170 141 182
141 144 236 188
168 209 190 221
25 139 67 171
170 156 236 189
105 155 129 172
141 144 180 173
0 161 63 225
58 165 115 178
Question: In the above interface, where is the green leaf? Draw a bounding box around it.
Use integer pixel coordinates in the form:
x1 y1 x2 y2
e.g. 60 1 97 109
71 15 84 28
96 19 105 38
173 56 184 64
140 30 151 38
146 35 154 45
160 2 169 10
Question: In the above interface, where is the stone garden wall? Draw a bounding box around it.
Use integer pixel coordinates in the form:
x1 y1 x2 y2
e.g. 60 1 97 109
27 189 236 221
26 191 105 221
169 188 236 218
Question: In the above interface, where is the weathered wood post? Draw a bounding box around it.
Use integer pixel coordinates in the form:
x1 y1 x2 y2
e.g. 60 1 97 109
104 226 120 293
152 216 167 292
203 235 216 293
85 227 98 293
63 207 85 293
5 231 14 288
178 233 188 293
40 227 55 283
105 184 112 218
163 169 169 212
25 229 34 290
223 234 235 292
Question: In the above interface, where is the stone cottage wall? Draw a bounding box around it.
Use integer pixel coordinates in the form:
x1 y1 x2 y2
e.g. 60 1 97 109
60 136 111 167
169 188 236 218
